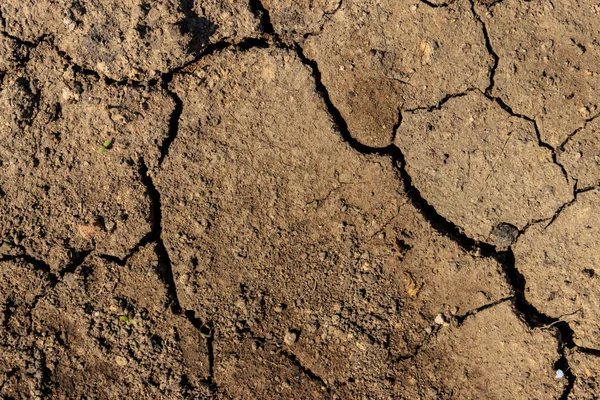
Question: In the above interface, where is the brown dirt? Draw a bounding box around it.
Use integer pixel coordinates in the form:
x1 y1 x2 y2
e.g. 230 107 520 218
1 0 599 399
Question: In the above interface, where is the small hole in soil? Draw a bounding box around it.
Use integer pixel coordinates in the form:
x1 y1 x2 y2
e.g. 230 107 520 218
582 268 595 278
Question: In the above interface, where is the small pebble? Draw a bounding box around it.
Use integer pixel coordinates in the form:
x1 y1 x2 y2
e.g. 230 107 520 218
307 320 319 333
434 314 446 325
284 330 298 345
555 369 564 379
115 356 128 366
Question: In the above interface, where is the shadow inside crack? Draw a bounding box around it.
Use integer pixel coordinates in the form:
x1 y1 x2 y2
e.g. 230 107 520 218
178 0 219 56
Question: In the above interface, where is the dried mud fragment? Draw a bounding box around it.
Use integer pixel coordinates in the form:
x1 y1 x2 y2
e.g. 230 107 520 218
478 0 600 147
0 0 258 80
262 0 342 37
0 34 27 75
396 91 572 247
558 117 600 189
514 188 600 349
214 334 325 398
160 47 510 393
296 0 491 147
567 350 600 399
31 246 211 398
0 44 173 269
398 303 563 399
0 259 52 399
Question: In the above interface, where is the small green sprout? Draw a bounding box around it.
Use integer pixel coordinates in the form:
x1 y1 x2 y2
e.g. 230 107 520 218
119 315 136 324
99 139 113 153
2 233 15 247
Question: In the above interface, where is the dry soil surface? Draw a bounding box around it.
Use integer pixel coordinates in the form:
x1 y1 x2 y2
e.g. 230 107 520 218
1 0 599 399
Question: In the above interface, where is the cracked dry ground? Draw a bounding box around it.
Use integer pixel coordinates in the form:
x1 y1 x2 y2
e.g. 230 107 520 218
1 0 600 399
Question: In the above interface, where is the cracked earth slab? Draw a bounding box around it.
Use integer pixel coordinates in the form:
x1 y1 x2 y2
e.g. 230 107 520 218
213 333 326 398
396 302 564 399
0 43 173 270
0 0 259 81
477 0 600 148
263 0 492 147
514 188 600 349
2 246 212 398
395 90 572 247
154 47 570 397
558 116 600 189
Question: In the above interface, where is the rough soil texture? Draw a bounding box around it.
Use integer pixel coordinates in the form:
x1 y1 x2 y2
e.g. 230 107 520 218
1 0 599 399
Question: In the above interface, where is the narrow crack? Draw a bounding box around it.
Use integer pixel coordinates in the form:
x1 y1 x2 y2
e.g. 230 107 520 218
498 250 576 399
248 0 276 36
138 158 182 314
558 110 600 153
418 0 450 8
455 296 513 324
542 185 596 232
0 252 53 276
301 0 344 39
183 310 217 392
469 0 499 94
483 91 571 184
59 249 92 277
0 10 47 50
280 349 330 391
556 353 575 400
241 327 331 391
34 347 53 398
158 86 183 166
576 347 600 357
404 90 473 113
